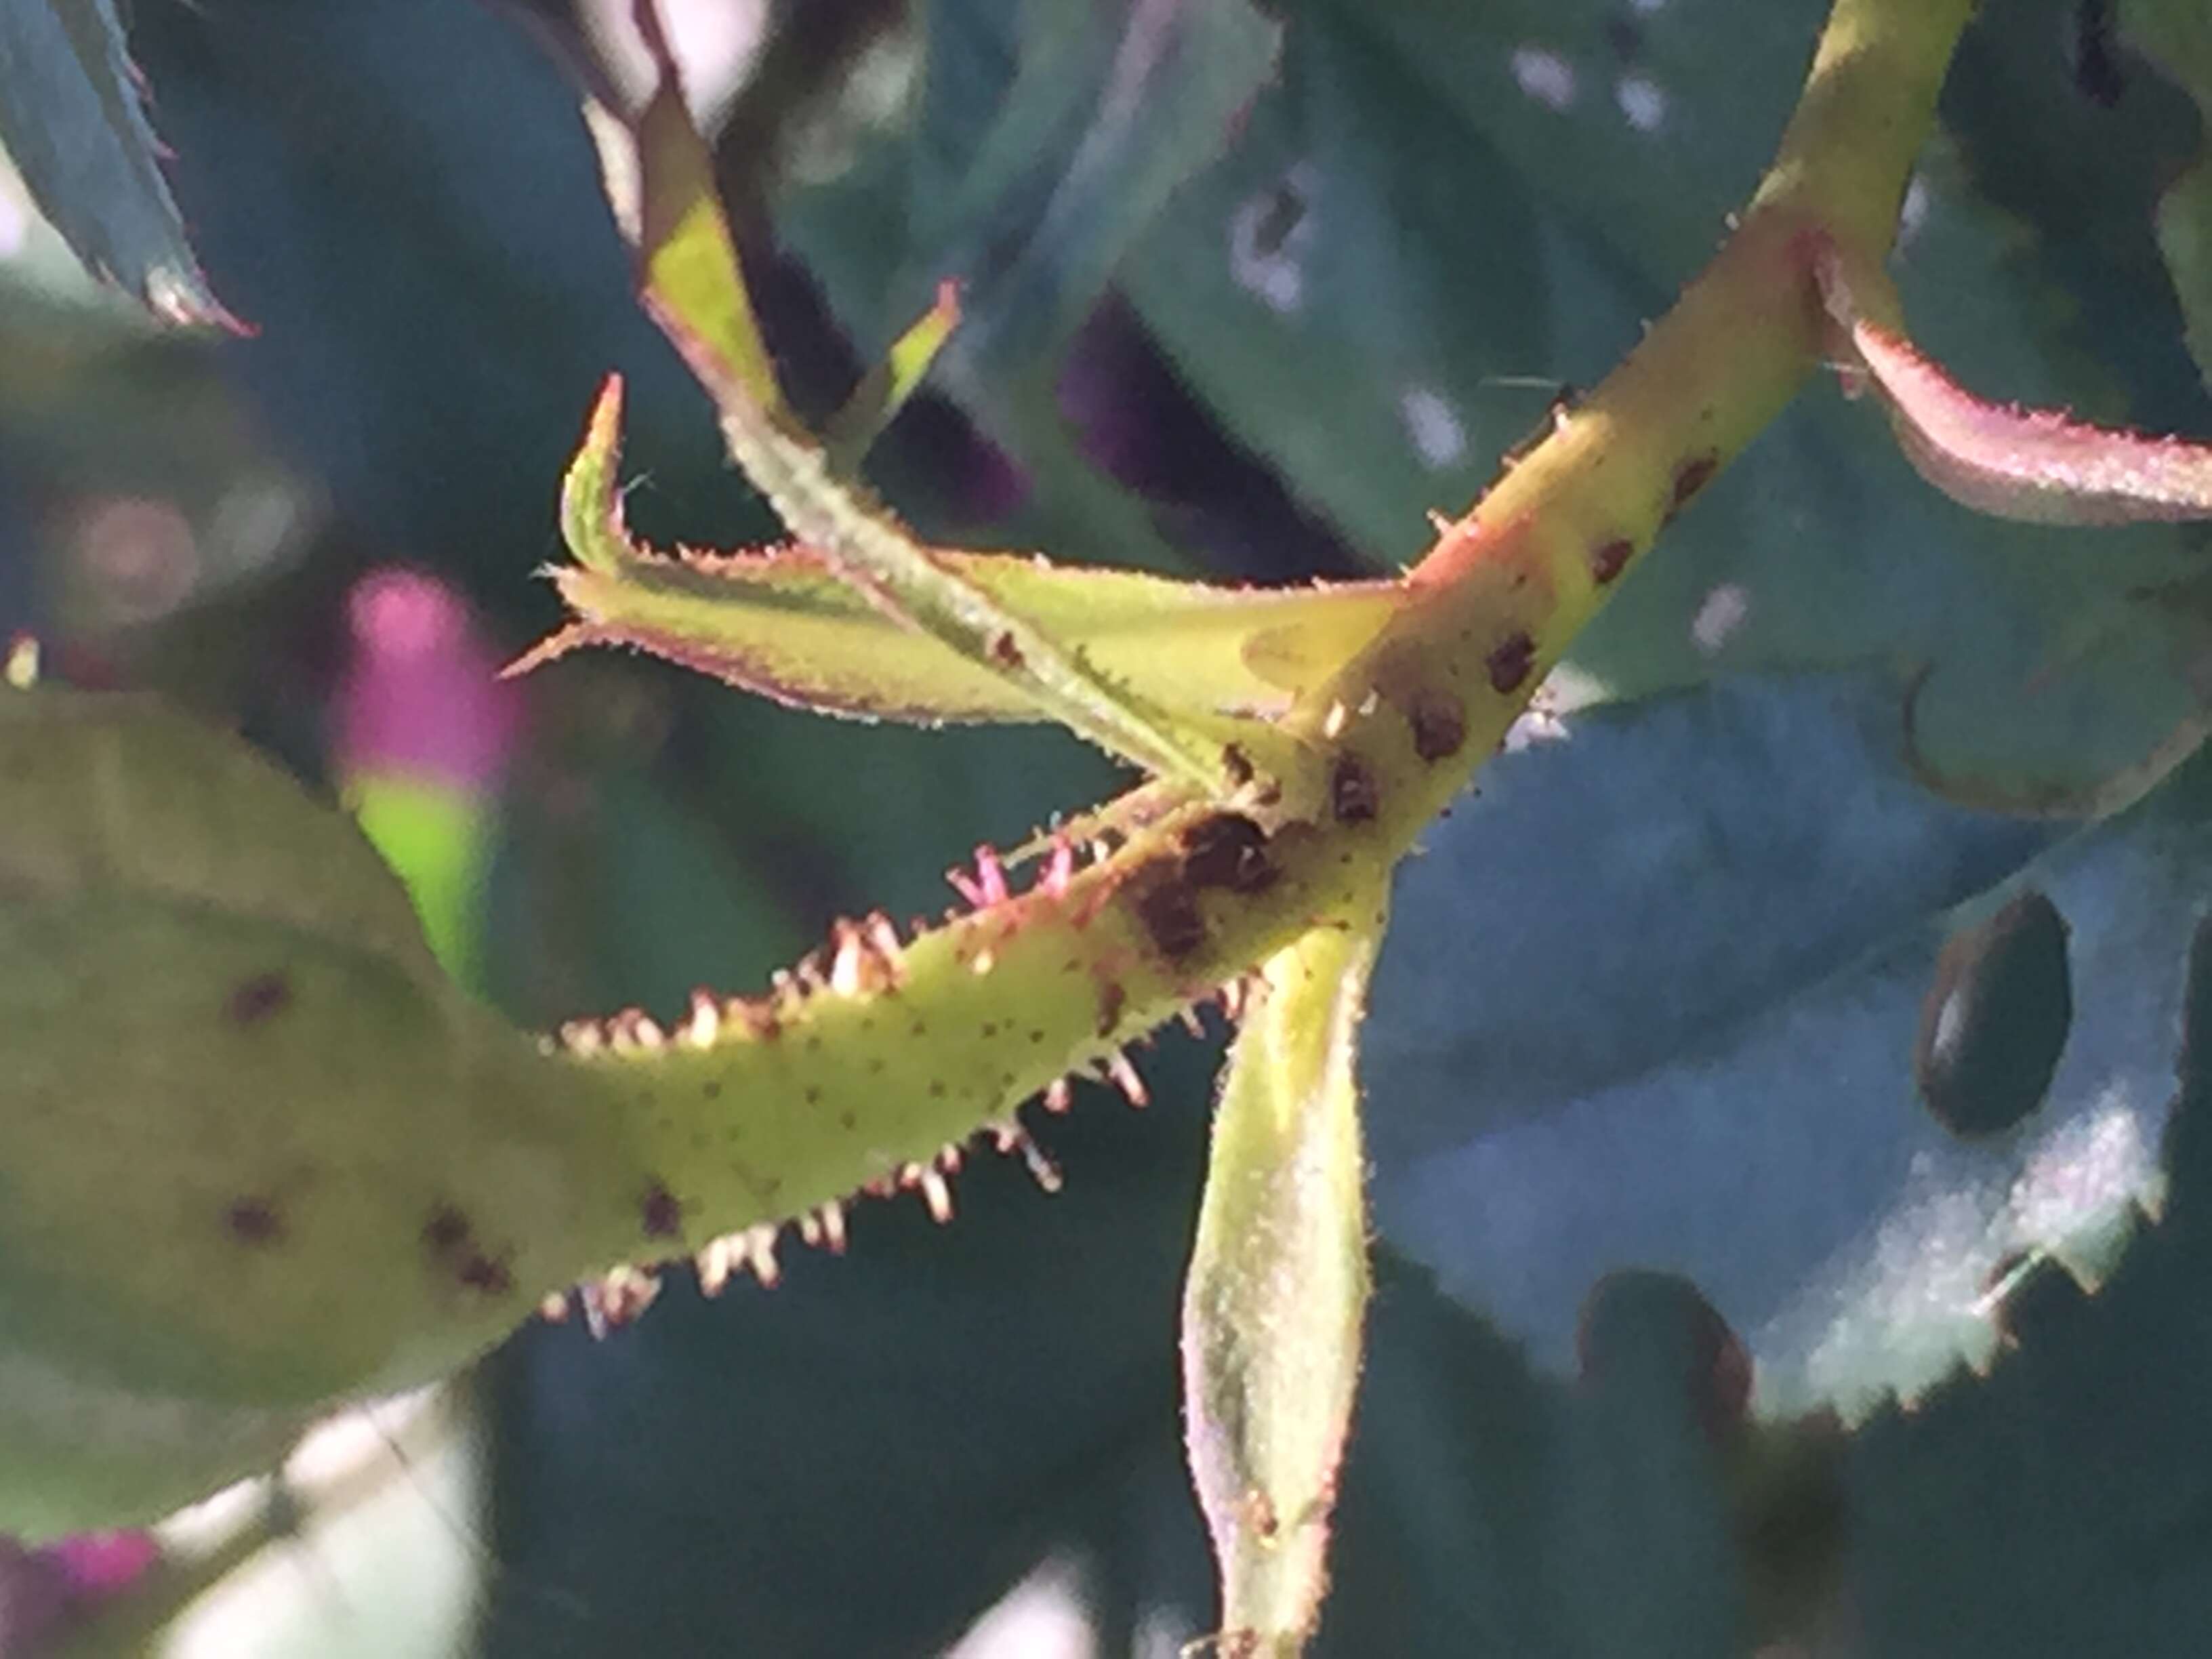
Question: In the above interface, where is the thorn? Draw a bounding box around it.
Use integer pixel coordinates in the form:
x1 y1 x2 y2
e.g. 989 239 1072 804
1104 1051 1149 1107
795 952 830 996
733 998 781 1041
948 844 1012 909
538 1291 573 1323
916 1165 954 1223
697 1225 783 1294
744 1223 782 1287
608 1010 658 1052
560 1019 604 1057
990 1122 1065 1193
829 919 867 996
581 1265 662 1336
937 1143 965 1173
685 991 721 1048
864 912 905 979
1180 1006 1206 1038
1044 1078 1074 1114
696 1236 735 1296
974 845 1009 906
1219 980 1248 1021
816 1199 848 1254
1040 834 1076 899
1426 508 1453 533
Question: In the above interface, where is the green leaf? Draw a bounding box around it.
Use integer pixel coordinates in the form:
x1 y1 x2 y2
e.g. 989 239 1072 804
592 15 1260 796
1368 669 2201 1420
2127 0 2212 388
1183 905 1381 1653
0 687 623 1533
0 0 233 327
825 278 964 469
582 4 784 421
520 374 1404 754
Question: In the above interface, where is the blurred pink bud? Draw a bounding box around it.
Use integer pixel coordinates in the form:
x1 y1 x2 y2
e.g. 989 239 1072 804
42 1530 159 1597
334 567 520 795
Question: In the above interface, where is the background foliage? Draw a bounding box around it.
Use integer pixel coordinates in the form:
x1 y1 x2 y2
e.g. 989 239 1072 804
7 0 2212 1652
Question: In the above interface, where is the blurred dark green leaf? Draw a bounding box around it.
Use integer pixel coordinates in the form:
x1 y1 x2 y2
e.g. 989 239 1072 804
0 0 228 324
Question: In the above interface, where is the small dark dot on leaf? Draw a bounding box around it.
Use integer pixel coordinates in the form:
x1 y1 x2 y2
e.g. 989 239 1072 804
225 1197 283 1245
422 1206 470 1254
640 1181 682 1240
226 972 292 1027
1591 538 1633 584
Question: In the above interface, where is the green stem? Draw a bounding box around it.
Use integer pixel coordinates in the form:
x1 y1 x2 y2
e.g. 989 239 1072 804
544 0 1980 1280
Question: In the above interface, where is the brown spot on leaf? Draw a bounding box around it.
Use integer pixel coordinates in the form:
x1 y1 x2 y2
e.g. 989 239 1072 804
226 972 292 1026
1484 632 1536 695
1664 453 1720 523
1408 693 1467 762
1180 813 1275 894
1330 755 1378 823
640 1181 683 1240
1591 537 1633 584
991 632 1023 668
1222 743 1255 789
225 1197 283 1245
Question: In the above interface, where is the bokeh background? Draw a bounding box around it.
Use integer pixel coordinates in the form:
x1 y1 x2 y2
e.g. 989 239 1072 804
9 0 2212 1652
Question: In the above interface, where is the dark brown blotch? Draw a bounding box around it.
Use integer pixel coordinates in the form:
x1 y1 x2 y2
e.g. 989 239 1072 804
1222 743 1256 790
640 1180 683 1240
1406 693 1467 763
457 1252 514 1295
1591 537 1633 585
1329 755 1378 824
991 632 1023 668
1096 977 1128 1038
224 1196 284 1246
422 1205 471 1254
1128 861 1207 961
1180 813 1276 895
1484 632 1536 696
226 971 292 1027
1664 453 1720 523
